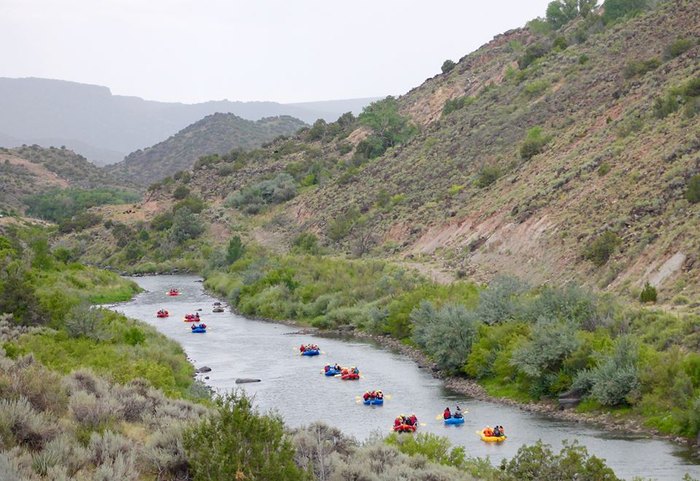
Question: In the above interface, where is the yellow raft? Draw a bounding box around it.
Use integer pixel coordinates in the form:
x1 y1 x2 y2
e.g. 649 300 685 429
478 430 507 442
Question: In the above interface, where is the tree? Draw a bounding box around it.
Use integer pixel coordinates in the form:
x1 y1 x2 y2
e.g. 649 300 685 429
546 0 579 29
441 59 456 74
602 0 647 23
169 207 204 244
357 97 417 160
226 235 245 264
184 393 307 481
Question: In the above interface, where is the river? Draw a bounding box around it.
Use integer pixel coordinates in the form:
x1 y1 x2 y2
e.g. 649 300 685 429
110 275 700 480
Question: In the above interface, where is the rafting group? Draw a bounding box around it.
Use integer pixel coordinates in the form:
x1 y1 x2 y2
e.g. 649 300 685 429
393 414 419 433
443 406 465 425
299 344 320 356
362 390 384 405
157 289 221 334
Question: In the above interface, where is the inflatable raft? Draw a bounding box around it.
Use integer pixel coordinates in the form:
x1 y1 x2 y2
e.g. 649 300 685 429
363 397 384 406
479 430 506 442
156 311 169 318
324 366 341 376
301 349 320 356
191 324 207 333
183 315 200 322
166 290 180 296
341 371 360 380
444 416 465 425
393 424 417 433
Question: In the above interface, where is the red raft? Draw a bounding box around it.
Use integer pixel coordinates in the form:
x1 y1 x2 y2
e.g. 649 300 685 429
393 424 417 433
183 314 201 322
340 368 360 380
156 310 169 318
167 289 180 296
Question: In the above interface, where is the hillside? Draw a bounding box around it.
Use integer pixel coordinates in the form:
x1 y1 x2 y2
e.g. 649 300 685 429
107 114 307 186
0 77 375 165
62 0 700 302
0 145 135 214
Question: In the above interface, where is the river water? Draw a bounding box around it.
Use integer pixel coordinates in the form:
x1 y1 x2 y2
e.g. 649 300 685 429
110 275 700 480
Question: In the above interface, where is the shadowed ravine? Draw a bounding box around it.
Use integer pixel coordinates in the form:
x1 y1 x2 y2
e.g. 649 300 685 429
111 275 700 481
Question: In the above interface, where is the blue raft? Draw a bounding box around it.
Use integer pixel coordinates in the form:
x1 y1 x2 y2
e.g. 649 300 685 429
324 367 341 376
363 398 384 406
191 325 207 333
444 416 465 425
302 349 320 356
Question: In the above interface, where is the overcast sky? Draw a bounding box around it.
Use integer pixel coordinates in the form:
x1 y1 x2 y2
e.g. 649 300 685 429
2 0 552 104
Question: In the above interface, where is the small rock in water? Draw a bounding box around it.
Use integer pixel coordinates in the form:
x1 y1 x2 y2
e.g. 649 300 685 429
235 378 261 384
204 376 209 380
196 366 212 373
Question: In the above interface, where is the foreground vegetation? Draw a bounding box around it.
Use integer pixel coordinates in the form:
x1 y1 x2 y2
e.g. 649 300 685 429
206 245 700 439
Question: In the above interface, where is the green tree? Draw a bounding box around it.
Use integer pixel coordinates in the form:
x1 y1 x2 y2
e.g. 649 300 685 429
184 393 307 481
546 0 579 29
357 97 417 160
602 0 647 23
226 235 245 264
169 207 204 244
639 282 657 303
441 59 456 74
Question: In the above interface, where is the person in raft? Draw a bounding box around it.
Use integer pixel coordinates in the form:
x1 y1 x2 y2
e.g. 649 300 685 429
376 390 383 400
454 406 463 418
443 407 451 419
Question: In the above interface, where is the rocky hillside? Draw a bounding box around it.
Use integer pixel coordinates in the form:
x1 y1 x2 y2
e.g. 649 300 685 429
62 0 700 302
106 114 307 186
0 145 133 214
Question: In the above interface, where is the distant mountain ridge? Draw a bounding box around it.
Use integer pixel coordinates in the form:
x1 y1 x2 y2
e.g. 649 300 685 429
106 113 307 186
0 77 378 165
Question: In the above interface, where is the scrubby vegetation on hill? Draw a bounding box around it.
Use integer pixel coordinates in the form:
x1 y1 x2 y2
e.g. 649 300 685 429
0 146 136 217
107 114 307 186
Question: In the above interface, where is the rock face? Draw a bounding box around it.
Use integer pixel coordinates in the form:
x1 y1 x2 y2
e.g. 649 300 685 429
235 378 261 384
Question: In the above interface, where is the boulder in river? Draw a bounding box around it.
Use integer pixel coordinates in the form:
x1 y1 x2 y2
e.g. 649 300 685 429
196 366 212 373
235 378 261 384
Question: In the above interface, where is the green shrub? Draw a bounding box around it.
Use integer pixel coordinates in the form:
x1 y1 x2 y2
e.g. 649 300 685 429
168 207 204 244
441 59 456 74
520 126 550 160
500 440 621 480
578 54 590 64
226 173 297 214
411 303 480 372
292 233 319 254
664 38 694 60
552 35 568 50
686 175 700 204
184 393 307 481
518 43 550 69
523 79 550 97
442 96 474 116
583 231 621 266
327 208 360 242
172 185 190 200
385 432 466 468
511 318 580 395
639 282 657 303
623 58 660 78
356 97 417 160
